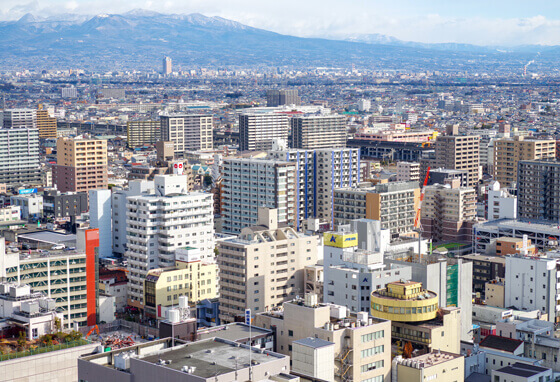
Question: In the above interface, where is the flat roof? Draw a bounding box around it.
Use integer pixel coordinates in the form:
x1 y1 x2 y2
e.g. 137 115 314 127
18 230 76 245
496 362 550 377
139 338 285 379
404 351 462 368
197 323 271 342
293 337 334 349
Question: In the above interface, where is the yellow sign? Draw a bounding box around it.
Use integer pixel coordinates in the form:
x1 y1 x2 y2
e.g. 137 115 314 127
324 233 358 248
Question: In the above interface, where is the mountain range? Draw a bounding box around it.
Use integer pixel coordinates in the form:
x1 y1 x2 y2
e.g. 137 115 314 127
0 10 555 71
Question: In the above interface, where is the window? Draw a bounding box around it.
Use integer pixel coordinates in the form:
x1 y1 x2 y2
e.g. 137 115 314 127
361 360 384 373
288 330 294 337
361 345 384 358
361 377 383 382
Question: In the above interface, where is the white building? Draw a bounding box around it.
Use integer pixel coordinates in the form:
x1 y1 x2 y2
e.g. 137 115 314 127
160 114 213 157
239 112 290 151
292 337 335 381
10 194 43 219
126 175 214 308
396 162 420 182
89 189 112 258
0 205 21 222
505 255 558 323
358 99 371 112
487 181 517 221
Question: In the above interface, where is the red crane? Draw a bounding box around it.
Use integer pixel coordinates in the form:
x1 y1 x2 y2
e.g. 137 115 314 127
414 167 431 256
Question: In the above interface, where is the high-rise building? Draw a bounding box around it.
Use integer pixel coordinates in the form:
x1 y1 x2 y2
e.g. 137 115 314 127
396 162 420 182
89 189 112 258
268 148 361 229
221 158 297 234
218 208 319 323
291 114 346 149
37 104 57 138
266 89 301 107
52 137 108 194
434 125 480 187
333 182 420 237
160 114 213 157
420 181 477 243
125 175 214 309
126 120 160 148
162 56 172 75
0 109 41 185
494 136 555 187
239 113 289 151
517 160 560 222
254 298 392 382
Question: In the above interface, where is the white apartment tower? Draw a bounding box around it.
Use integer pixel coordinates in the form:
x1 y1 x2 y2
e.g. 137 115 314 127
160 114 213 157
125 175 214 308
291 114 346 150
239 112 290 151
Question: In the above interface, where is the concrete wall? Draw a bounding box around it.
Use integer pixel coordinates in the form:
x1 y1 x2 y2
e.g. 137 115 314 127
1 342 98 382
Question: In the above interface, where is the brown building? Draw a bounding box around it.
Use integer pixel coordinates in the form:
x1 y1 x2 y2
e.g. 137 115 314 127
434 125 480 187
52 137 108 193
496 236 537 256
37 105 57 139
494 136 555 187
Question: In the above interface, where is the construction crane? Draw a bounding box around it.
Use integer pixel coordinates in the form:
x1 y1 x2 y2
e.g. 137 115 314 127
85 325 100 339
413 167 431 257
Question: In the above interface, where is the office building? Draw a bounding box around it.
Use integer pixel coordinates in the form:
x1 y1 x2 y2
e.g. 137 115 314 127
61 86 77 98
89 189 112 258
420 181 476 243
42 190 88 219
495 237 536 256
111 180 155 256
10 193 43 219
144 248 218 319
396 162 420 182
517 160 560 222
0 109 41 185
37 105 57 139
494 136 555 187
434 125 480 187
505 255 559 323
79 337 292 382
333 182 419 237
239 112 290 151
487 181 517 221
126 175 214 308
162 56 172 75
254 297 391 382
266 89 301 106
269 148 361 229
160 114 213 156
218 208 319 323
220 158 296 234
1 229 99 327
126 120 160 148
393 352 464 382
52 137 108 194
370 281 461 354
291 114 346 149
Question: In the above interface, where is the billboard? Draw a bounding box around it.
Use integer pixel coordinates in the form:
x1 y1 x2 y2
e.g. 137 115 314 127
173 162 184 175
323 233 358 248
18 188 38 195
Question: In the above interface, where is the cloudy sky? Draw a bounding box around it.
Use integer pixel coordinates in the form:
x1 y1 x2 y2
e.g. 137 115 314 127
1 0 560 46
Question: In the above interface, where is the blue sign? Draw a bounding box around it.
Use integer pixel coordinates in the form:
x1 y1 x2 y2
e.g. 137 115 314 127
19 188 37 195
330 236 336 243
245 309 251 325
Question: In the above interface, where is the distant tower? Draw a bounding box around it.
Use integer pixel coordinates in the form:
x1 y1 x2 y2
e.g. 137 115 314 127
162 57 172 75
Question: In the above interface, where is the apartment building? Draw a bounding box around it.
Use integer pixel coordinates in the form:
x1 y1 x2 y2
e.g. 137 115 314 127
126 120 160 148
291 114 346 149
420 181 477 243
434 125 480 187
160 114 213 156
427 168 469 188
144 248 218 319
125 175 214 308
0 205 21 223
218 208 319 323
494 136 555 187
220 158 296 234
254 296 391 382
1 229 100 327
239 112 290 151
0 109 41 185
517 160 560 222
37 105 57 138
396 161 420 182
52 137 108 194
333 182 419 237
487 180 517 221
266 89 301 106
268 148 361 229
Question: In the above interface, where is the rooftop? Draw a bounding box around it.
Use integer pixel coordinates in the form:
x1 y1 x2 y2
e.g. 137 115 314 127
399 351 463 368
479 335 523 353
495 362 550 377
197 323 271 342
293 337 334 349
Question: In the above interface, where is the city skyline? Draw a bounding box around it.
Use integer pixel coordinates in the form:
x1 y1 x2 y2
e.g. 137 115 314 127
1 1 560 46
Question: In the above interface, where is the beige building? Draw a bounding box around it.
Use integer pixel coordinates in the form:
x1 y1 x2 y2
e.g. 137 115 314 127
254 296 391 382
396 162 420 183
52 137 108 194
485 279 505 307
420 181 476 243
291 114 346 149
333 181 420 238
37 105 57 139
394 351 464 382
434 125 480 187
160 114 213 157
494 136 555 187
218 208 319 323
126 120 160 148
